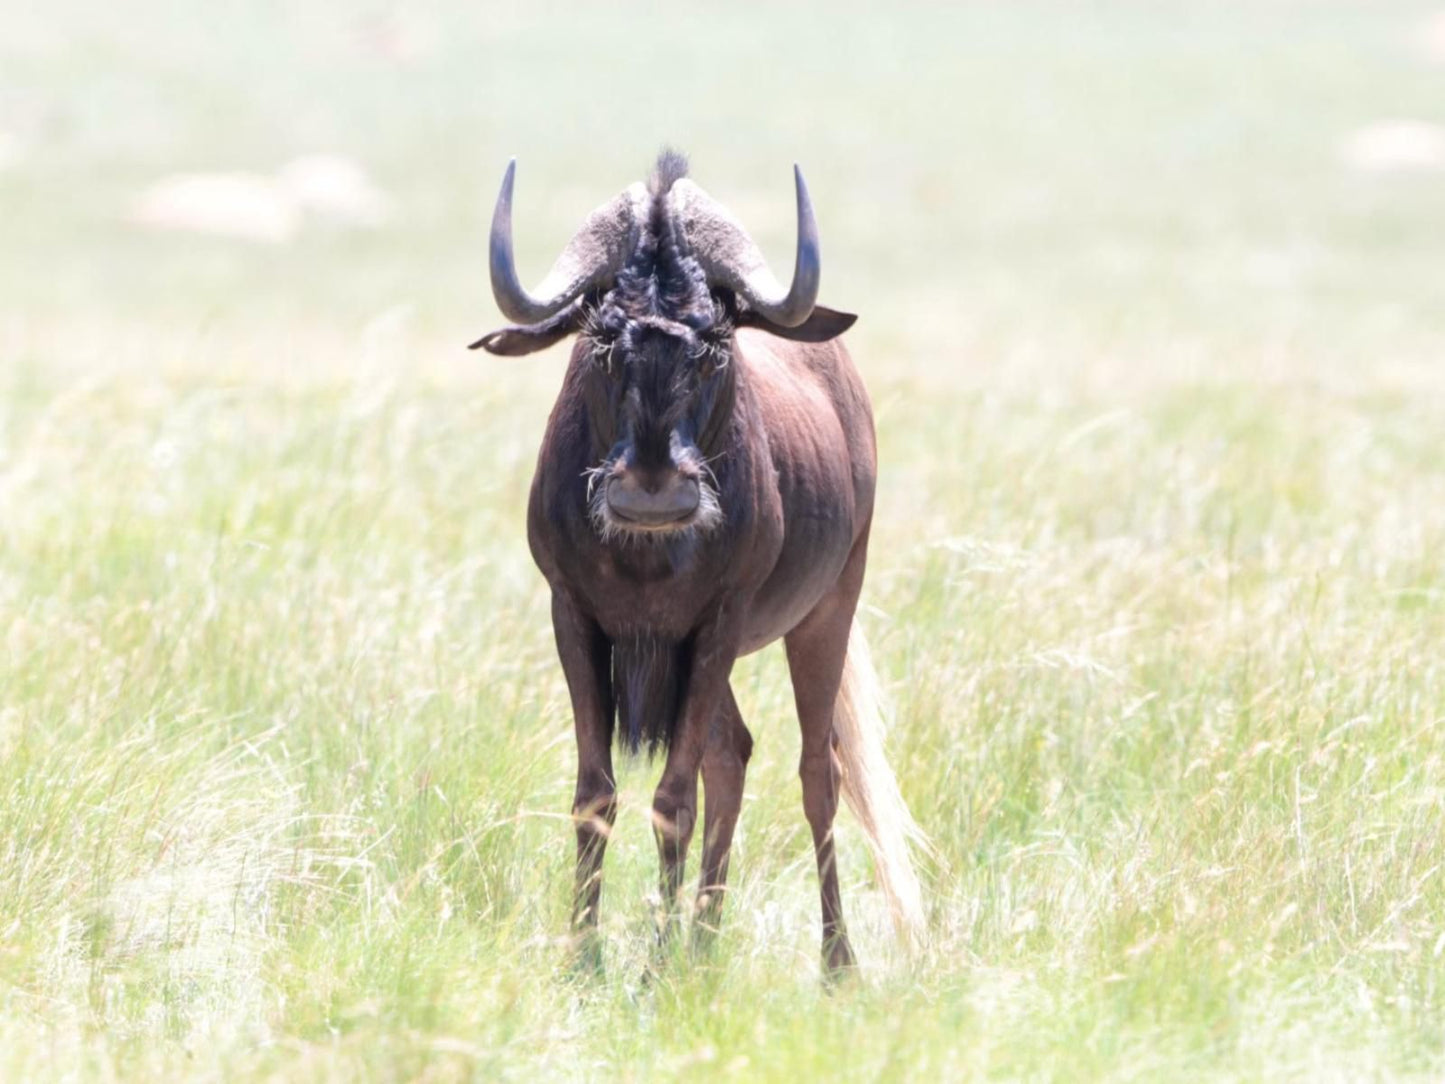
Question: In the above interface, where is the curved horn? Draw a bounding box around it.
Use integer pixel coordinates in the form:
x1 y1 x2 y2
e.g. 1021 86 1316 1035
668 164 821 328
489 159 647 323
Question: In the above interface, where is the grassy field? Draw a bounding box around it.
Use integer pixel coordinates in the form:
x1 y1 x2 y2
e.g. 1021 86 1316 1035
4 1 1445 1079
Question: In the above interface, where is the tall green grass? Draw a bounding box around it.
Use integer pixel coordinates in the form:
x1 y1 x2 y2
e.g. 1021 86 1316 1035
3 1 1444 1078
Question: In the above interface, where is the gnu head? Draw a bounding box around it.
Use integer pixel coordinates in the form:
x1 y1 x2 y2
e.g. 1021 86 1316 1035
472 151 856 539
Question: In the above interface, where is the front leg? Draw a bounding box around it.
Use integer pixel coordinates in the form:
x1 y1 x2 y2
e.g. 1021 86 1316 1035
651 604 742 947
550 591 616 969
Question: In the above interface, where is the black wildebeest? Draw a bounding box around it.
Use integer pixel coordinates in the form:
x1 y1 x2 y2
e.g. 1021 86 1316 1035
472 152 924 973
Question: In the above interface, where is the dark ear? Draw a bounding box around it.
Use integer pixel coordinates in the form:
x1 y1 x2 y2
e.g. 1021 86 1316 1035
469 325 572 355
736 304 857 343
469 305 586 356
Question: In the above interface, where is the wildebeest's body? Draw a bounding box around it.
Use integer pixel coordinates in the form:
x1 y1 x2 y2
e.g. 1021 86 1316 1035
529 328 874 656
476 153 920 974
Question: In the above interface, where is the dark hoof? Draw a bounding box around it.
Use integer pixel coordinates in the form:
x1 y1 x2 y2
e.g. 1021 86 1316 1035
689 924 720 959
568 931 606 979
689 903 724 958
822 937 858 985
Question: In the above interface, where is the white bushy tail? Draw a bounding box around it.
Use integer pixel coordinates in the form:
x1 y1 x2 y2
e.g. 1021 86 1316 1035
833 621 928 942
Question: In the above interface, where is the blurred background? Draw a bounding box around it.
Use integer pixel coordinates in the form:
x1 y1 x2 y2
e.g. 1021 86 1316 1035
4 2 1445 1079
5 1 1442 386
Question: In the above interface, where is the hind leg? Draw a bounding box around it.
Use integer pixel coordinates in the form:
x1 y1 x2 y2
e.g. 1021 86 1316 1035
693 684 753 949
784 535 869 976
